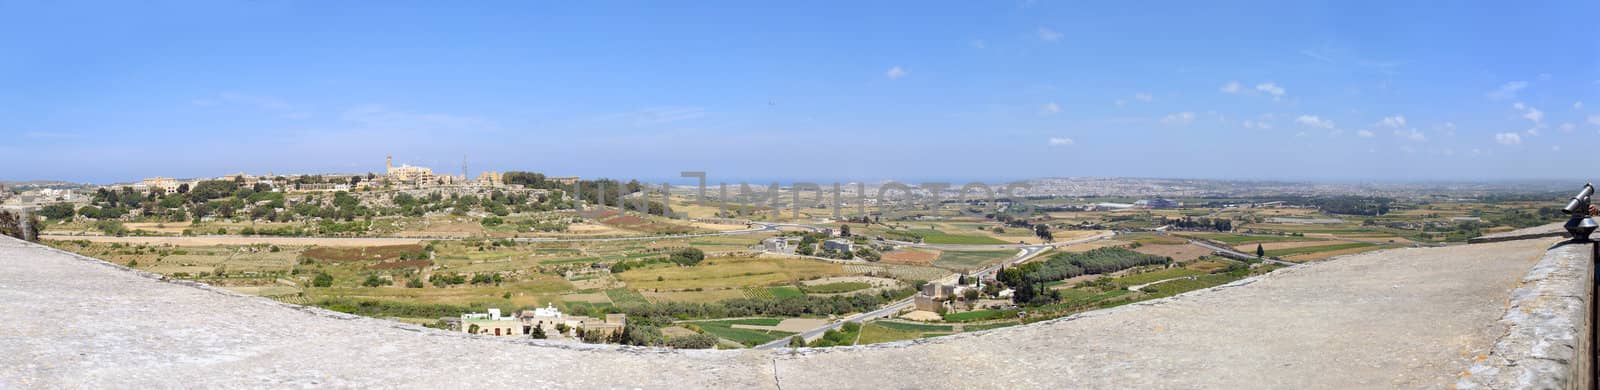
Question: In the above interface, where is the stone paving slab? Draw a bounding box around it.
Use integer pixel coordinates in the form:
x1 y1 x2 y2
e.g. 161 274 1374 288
0 236 1551 389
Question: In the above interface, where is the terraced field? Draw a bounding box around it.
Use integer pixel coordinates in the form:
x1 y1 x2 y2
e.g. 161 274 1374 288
689 318 796 347
931 250 1014 271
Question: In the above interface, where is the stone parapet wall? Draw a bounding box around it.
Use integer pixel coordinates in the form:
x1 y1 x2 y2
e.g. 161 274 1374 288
1459 241 1593 389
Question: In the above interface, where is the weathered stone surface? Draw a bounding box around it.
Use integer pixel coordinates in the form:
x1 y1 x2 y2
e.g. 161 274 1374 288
1458 241 1592 389
1469 222 1568 244
0 236 1550 388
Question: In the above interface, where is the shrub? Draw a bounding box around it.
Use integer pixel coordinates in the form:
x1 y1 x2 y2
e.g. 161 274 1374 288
312 272 334 287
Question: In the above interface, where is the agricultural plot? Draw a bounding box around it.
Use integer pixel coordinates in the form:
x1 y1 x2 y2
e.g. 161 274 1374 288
856 322 927 344
798 282 871 294
615 257 847 290
880 249 940 266
942 309 1014 323
768 286 804 298
604 288 649 305
873 321 954 333
1110 267 1204 286
1263 242 1377 258
914 230 1010 245
1132 243 1209 262
642 288 748 303
691 318 797 347
1181 233 1325 245
962 321 1020 332
931 250 1015 271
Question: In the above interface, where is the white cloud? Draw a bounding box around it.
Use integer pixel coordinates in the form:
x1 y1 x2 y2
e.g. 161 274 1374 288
1295 115 1335 129
885 66 907 80
1512 103 1546 137
1220 81 1242 94
1553 145 1562 151
1588 115 1600 127
1576 101 1585 110
1243 120 1256 129
971 40 986 49
1041 102 1061 115
1047 137 1074 146
1437 122 1457 136
1161 112 1196 125
1114 99 1127 107
1525 108 1544 123
1539 73 1552 81
1494 132 1522 145
1393 128 1426 141
1037 27 1063 42
1561 122 1577 132
1356 129 1375 138
1375 115 1406 129
1255 83 1286 100
1134 93 1153 102
1486 81 1527 100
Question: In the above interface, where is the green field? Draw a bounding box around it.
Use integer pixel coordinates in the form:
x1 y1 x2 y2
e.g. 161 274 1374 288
1139 273 1249 299
1185 233 1326 245
604 288 648 306
931 250 1015 270
1263 242 1377 258
942 309 1013 323
908 229 1010 245
768 286 804 298
799 282 871 294
1109 267 1203 286
856 322 925 344
691 318 796 347
873 321 954 332
963 321 1020 332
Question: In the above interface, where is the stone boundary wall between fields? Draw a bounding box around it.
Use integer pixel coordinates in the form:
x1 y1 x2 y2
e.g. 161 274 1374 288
1458 241 1593 389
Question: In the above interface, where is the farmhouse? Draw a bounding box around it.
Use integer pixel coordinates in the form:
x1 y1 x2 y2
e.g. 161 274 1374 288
762 237 798 252
461 305 626 340
822 238 853 252
461 308 520 336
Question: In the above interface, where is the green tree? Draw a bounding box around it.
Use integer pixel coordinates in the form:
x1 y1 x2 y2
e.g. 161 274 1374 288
839 224 851 237
669 247 706 266
1255 244 1265 258
788 335 805 348
38 203 76 220
531 325 547 339
312 272 334 287
362 274 387 287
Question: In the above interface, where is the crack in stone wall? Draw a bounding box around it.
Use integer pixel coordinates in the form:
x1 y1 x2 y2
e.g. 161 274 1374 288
1457 241 1593 389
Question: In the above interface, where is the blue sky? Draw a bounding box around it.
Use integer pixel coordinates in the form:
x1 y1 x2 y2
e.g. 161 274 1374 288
2 1 1597 184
